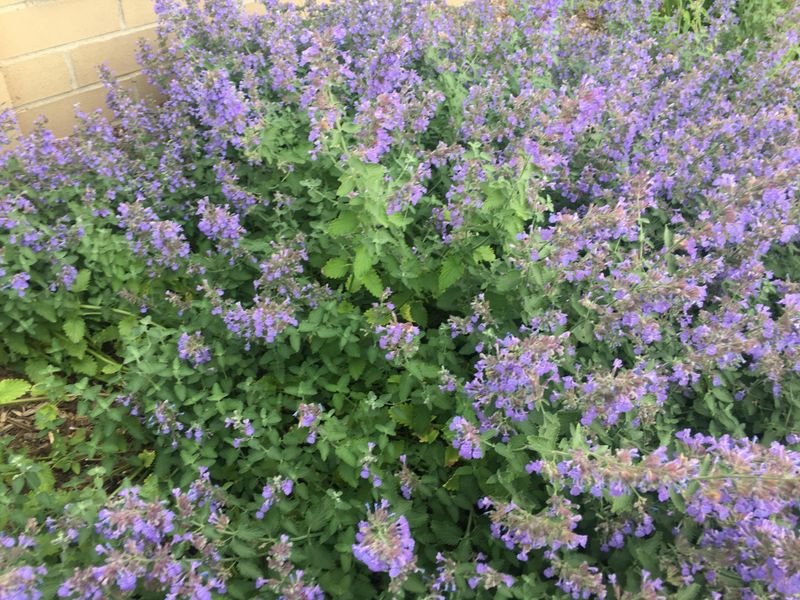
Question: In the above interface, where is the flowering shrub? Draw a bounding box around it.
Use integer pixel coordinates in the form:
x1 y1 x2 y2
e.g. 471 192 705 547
1 0 799 598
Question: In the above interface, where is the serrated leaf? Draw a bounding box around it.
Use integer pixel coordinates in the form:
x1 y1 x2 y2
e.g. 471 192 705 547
289 332 301 353
94 325 119 345
34 303 57 323
399 304 413 322
118 317 138 337
0 379 32 405
63 318 85 344
334 444 358 467
229 539 258 558
138 450 155 467
610 493 633 513
348 359 366 380
390 404 413 427
322 257 349 279
101 362 122 375
237 560 264 580
72 356 97 376
337 175 357 197
496 270 521 292
430 520 463 545
353 246 373 278
72 270 91 293
711 387 733 403
439 256 465 293
327 212 358 236
472 246 495 263
417 428 439 443
444 446 460 467
675 584 702 600
360 269 384 298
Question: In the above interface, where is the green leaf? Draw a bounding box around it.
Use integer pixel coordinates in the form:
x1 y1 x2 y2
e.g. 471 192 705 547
472 246 495 263
360 269 384 298
34 303 57 323
101 362 122 375
337 175 357 197
322 257 349 279
439 256 465 293
675 584 702 600
353 246 373 278
72 356 97 376
0 379 32 405
327 212 358 237
118 317 138 337
138 450 156 467
71 270 91 293
230 539 258 558
430 520 463 545
496 270 521 292
348 358 366 380
237 560 264 581
63 318 86 344
663 224 674 248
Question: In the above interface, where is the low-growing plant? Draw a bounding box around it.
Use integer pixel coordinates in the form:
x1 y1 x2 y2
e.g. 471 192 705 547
1 0 799 598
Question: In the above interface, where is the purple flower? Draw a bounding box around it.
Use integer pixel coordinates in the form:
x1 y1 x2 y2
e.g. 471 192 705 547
255 478 293 520
352 500 416 580
196 197 245 252
449 416 483 460
294 403 323 444
177 331 212 367
10 272 30 297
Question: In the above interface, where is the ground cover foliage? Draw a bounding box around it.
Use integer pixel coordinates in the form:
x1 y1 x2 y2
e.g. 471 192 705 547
1 0 799 597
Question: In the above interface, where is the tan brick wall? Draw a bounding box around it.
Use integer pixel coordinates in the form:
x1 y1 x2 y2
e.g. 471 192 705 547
0 0 171 137
0 0 387 139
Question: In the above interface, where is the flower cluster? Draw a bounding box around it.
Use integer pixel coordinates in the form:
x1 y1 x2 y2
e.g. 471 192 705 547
544 557 607 600
557 363 667 427
255 477 294 520
200 237 321 347
373 293 421 362
8 272 30 297
196 197 245 255
177 331 212 367
58 475 228 599
255 535 324 600
1 0 799 597
224 412 256 448
467 554 515 591
375 319 421 362
395 454 418 500
359 442 382 487
0 527 46 600
352 500 417 588
117 201 190 273
529 431 800 595
447 293 494 342
294 402 323 444
448 416 483 460
464 330 568 438
477 496 587 561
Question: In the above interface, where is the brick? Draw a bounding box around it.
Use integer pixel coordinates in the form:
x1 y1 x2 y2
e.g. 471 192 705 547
70 27 156 86
121 0 157 27
14 86 110 137
0 71 11 108
127 72 164 103
244 2 266 15
2 53 73 105
0 0 120 60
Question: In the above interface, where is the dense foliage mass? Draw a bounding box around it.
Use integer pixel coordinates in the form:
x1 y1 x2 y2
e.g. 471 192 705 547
1 0 799 597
